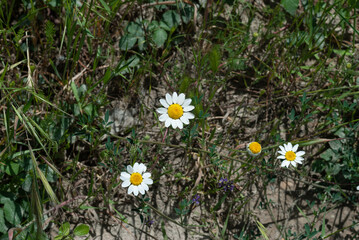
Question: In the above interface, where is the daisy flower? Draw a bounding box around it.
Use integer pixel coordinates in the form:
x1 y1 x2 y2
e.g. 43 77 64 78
277 142 305 168
120 162 153 196
247 142 262 156
156 92 195 129
356 186 359 191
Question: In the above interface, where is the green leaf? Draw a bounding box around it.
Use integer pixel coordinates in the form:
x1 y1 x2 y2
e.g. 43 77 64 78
329 140 342 151
84 104 95 117
208 45 221 73
127 22 144 36
159 21 171 31
162 10 181 29
22 174 32 192
119 35 137 50
320 149 335 161
281 0 299 16
70 81 80 103
0 209 7 234
4 200 22 226
148 21 160 31
39 164 57 183
74 224 90 236
152 28 167 47
5 161 20 176
58 222 70 237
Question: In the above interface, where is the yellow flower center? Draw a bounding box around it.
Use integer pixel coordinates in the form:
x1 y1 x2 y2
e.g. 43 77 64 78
167 104 183 119
249 142 261 154
285 151 296 161
130 172 143 186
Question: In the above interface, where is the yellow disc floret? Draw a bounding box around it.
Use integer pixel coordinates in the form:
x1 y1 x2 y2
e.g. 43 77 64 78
285 151 296 161
167 104 184 119
249 142 261 154
130 172 143 186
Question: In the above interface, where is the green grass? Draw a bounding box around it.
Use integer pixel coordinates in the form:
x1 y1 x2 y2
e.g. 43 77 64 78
1 0 359 239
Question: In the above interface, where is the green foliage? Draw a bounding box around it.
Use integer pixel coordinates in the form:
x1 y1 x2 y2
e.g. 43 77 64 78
45 21 56 50
119 4 193 51
281 0 299 16
54 222 90 239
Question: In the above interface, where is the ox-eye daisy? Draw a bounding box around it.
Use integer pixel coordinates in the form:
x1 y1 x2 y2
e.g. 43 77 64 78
247 142 262 156
120 162 153 196
277 142 305 168
156 92 195 129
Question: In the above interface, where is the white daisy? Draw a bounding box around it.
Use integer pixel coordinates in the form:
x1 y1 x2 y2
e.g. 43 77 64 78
356 186 359 191
156 92 195 129
247 142 262 156
277 142 305 168
120 162 153 196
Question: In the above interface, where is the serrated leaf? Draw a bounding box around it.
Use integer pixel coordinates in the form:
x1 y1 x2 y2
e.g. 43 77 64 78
281 0 299 16
74 224 89 236
152 28 167 47
209 46 221 73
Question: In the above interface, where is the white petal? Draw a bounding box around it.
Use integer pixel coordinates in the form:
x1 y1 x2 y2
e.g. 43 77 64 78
279 146 285 152
165 118 172 127
281 161 289 168
122 180 131 188
142 183 149 191
356 186 359 191
296 156 304 161
182 98 192 107
180 115 189 124
171 119 178 129
287 142 293 150
138 185 145 195
172 92 178 103
127 165 133 174
177 93 185 105
143 172 151 178
120 172 130 181
177 119 183 129
291 161 297 167
295 159 303 164
139 163 146 173
133 162 140 172
128 185 134 195
133 186 139 196
182 112 194 119
143 178 153 185
277 150 285 155
296 151 305 157
292 144 299 152
159 114 169 122
157 108 168 114
166 93 173 105
277 155 286 159
183 105 194 112
160 99 169 108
